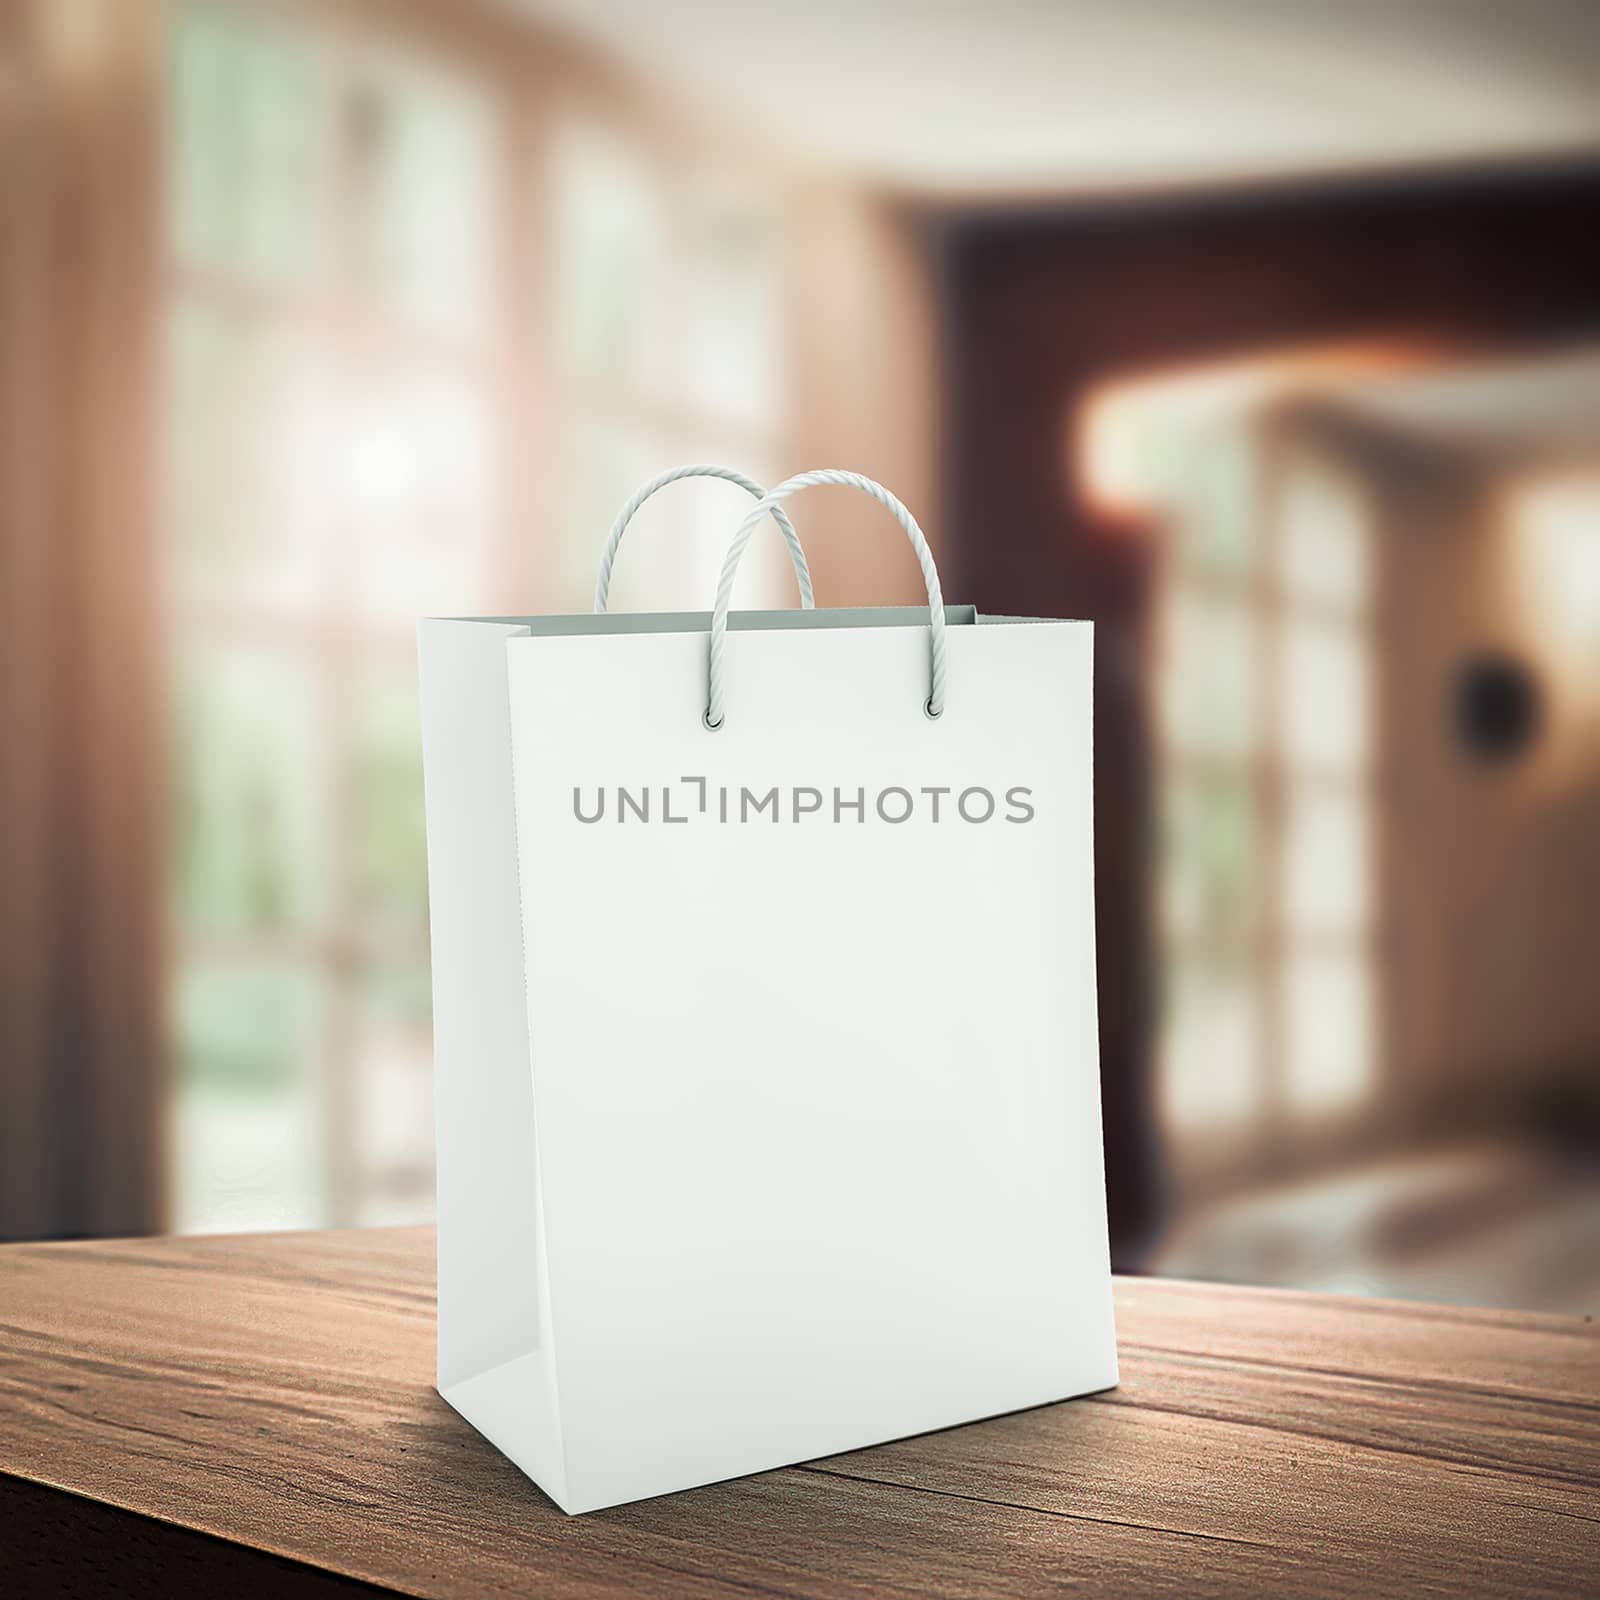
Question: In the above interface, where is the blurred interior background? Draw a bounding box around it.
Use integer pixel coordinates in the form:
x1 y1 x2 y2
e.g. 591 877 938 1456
3 0 1597 1315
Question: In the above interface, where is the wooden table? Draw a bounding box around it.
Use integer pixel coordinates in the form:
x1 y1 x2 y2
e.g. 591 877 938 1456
1 1228 1595 1597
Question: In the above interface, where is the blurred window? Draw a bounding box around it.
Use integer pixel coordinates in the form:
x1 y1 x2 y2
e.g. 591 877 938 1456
1154 423 1377 1151
547 126 790 615
1270 459 1375 1122
163 2 787 1230
165 3 498 1231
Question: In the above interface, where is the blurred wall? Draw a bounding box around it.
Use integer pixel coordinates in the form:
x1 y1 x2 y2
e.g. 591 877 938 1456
788 183 942 599
1363 437 1600 1130
1250 413 1600 1143
1 0 166 1240
941 168 1600 1241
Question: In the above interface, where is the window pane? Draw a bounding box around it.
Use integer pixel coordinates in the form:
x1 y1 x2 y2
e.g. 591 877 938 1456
339 55 498 340
554 415 662 611
1283 952 1376 1114
172 960 324 1231
551 127 668 390
169 6 328 289
1161 959 1263 1131
1160 591 1259 757
1161 768 1259 949
1172 426 1260 580
171 644 325 935
343 366 498 620
167 301 340 617
692 445 792 613
1282 781 1370 934
1277 460 1371 613
1081 401 1257 575
565 427 793 616
1279 615 1370 772
352 964 434 1226
675 179 783 426
351 661 429 936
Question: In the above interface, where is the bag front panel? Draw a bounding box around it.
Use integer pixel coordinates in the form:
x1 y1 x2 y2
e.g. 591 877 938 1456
507 618 1114 1508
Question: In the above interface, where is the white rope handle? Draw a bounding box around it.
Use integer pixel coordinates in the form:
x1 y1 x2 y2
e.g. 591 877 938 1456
594 463 815 613
705 469 946 729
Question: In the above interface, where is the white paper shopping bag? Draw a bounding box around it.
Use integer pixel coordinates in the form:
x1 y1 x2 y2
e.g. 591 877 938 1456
418 466 1117 1515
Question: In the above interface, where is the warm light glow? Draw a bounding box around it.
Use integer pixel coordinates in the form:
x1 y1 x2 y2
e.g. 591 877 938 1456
1077 340 1438 519
1508 473 1600 676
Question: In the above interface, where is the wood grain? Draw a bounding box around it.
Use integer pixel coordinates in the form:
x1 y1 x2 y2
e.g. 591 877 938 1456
0 1227 1595 1598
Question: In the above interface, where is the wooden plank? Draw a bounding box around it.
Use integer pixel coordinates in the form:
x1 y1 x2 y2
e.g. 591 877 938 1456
0 1227 1595 1599
2 1474 390 1597
1114 1275 1600 1400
